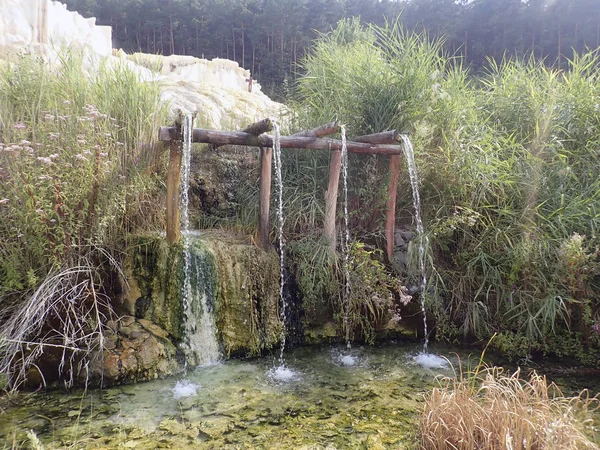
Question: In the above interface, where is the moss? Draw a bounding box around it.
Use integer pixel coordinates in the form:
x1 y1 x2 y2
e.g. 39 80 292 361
125 236 184 340
200 232 282 356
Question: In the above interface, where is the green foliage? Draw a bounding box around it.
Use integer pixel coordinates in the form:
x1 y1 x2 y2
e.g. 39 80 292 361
0 50 167 302
295 18 600 362
346 242 407 344
289 237 340 326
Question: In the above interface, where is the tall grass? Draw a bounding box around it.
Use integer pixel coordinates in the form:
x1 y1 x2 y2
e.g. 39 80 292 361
292 19 600 360
420 366 599 450
0 49 168 388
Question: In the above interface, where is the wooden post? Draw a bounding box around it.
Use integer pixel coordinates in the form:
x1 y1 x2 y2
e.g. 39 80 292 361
258 146 273 250
324 149 342 253
166 130 183 245
385 154 401 261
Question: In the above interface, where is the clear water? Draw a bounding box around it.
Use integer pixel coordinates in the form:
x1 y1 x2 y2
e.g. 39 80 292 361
401 135 430 353
340 125 351 348
0 343 461 449
271 119 287 368
1 343 599 449
180 114 220 366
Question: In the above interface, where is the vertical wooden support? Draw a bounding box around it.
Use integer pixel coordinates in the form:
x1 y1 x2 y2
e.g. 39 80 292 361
258 146 273 250
324 149 343 253
385 154 401 261
166 128 183 245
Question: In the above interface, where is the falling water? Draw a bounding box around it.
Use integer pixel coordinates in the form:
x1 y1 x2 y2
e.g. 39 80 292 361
180 113 220 366
271 119 289 368
401 134 430 353
340 126 351 348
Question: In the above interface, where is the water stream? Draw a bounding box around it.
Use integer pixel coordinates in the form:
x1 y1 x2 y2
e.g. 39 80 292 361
400 135 430 354
270 119 294 380
180 113 220 366
340 125 351 348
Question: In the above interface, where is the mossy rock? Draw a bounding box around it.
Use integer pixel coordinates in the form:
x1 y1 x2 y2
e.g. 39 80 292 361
201 232 282 356
121 232 282 357
121 236 184 341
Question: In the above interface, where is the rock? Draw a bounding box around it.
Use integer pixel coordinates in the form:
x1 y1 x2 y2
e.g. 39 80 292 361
102 353 120 380
138 319 169 339
119 315 136 328
120 348 138 374
137 336 161 370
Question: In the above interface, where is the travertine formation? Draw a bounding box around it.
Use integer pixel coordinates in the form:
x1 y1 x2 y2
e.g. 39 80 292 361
0 0 284 129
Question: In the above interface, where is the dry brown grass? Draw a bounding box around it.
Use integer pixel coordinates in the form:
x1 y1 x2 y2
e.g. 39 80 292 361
420 366 599 450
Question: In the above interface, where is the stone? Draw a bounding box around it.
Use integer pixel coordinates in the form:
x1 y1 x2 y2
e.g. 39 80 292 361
138 319 169 339
119 315 136 328
120 348 138 374
136 336 161 370
103 353 120 380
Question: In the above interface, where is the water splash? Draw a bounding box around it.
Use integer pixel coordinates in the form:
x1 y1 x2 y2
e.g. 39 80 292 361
401 134 429 352
271 119 288 367
340 125 351 348
180 113 220 366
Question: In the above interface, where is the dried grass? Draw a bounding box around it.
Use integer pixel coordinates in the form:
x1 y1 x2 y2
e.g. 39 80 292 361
0 258 115 391
420 366 599 450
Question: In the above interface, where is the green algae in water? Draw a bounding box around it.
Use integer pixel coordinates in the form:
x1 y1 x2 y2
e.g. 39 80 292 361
0 344 456 449
4 344 598 449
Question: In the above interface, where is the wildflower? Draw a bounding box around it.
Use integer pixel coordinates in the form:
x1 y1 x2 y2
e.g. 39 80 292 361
39 175 50 181
49 133 60 140
99 152 108 158
37 157 53 165
12 123 26 130
20 140 31 145
49 154 59 160
116 142 124 147
593 323 600 334
63 100 71 105
0 198 9 205
43 114 55 121
77 139 87 145
25 147 34 155
75 154 87 161
35 208 44 215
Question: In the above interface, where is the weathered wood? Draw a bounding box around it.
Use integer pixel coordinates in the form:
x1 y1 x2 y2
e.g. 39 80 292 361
385 154 401 261
324 149 342 253
243 118 273 135
258 147 273 250
355 130 406 145
158 127 403 155
292 121 340 138
166 126 183 245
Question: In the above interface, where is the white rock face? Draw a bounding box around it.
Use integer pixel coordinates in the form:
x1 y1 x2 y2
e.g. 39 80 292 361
0 0 285 129
0 0 112 59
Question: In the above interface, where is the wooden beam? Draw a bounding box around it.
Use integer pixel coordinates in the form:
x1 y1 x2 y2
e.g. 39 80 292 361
324 149 342 253
355 130 406 145
166 123 183 245
385 154 401 261
258 147 273 250
243 118 272 135
292 121 339 138
158 127 403 155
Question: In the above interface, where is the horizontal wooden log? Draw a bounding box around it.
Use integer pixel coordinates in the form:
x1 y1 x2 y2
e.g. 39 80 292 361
355 130 407 145
242 118 272 135
158 127 403 155
292 121 340 138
